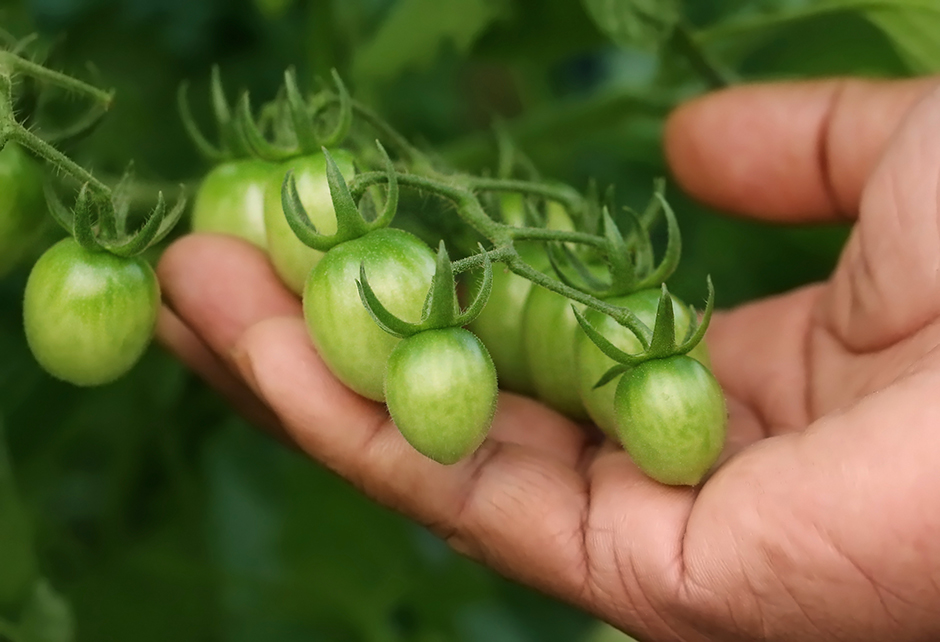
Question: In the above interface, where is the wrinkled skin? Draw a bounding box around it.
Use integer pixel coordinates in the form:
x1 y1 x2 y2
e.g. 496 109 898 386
157 77 940 641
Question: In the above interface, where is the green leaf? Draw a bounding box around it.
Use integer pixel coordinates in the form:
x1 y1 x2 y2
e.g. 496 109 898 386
581 0 681 51
353 0 508 82
863 5 940 73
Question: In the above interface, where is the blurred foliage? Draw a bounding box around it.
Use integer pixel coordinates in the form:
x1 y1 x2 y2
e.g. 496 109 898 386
0 0 933 639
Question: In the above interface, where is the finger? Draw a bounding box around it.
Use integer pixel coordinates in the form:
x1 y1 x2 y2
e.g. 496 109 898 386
157 234 303 361
665 77 938 222
155 306 288 441
704 285 824 435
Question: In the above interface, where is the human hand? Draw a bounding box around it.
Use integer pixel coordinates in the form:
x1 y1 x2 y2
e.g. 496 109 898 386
157 76 940 641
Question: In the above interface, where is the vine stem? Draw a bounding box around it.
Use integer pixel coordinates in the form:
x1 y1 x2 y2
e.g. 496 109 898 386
464 176 586 219
346 169 654 346
0 52 113 106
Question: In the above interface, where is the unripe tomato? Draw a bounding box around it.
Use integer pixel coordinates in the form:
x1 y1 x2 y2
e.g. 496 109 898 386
385 328 497 465
264 149 356 295
614 355 727 486
23 238 160 386
191 159 275 249
0 143 48 278
575 288 711 440
303 228 435 401
521 285 590 420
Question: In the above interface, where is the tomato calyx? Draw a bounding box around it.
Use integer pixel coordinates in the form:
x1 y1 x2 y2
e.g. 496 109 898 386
234 68 353 162
575 278 715 388
548 180 681 299
281 143 397 252
46 170 185 258
358 241 493 339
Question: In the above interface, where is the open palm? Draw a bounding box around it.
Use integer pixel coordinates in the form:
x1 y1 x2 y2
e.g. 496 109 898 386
158 77 940 641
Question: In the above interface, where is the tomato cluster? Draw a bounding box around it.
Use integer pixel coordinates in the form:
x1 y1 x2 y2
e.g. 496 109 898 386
5 58 727 487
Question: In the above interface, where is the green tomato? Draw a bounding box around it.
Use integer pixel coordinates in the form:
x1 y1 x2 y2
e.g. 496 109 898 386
0 143 48 278
466 260 542 395
576 288 711 440
468 194 571 396
264 149 356 295
521 285 590 421
303 228 435 401
191 159 274 249
23 238 160 386
615 355 727 486
385 328 497 465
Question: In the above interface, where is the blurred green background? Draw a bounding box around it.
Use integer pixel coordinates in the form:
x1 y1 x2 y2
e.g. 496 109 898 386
0 0 935 640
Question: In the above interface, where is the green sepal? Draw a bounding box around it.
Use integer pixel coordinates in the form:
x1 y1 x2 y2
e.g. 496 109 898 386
357 243 493 338
324 147 370 239
647 284 677 358
356 265 417 339
454 244 493 327
546 243 606 295
583 178 601 235
593 363 629 390
317 69 353 149
283 67 318 154
104 190 187 257
71 185 101 252
367 141 398 230
44 183 74 236
573 306 645 367
635 190 681 289
676 276 715 355
235 91 297 162
601 207 638 294
281 148 371 252
177 81 225 162
623 205 654 275
422 241 460 328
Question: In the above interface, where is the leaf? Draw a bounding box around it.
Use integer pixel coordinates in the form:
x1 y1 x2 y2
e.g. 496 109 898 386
18 580 75 642
863 5 940 73
353 0 509 82
581 0 681 51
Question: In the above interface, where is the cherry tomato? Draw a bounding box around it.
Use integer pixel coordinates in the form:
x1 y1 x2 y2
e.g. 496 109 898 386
303 227 436 401
264 149 356 295
385 328 497 465
575 288 711 440
0 143 48 278
191 159 275 249
614 355 727 486
23 238 160 386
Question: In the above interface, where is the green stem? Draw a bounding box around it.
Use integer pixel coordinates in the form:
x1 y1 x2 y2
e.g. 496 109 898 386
669 22 734 89
0 52 113 106
347 168 652 343
9 123 110 195
464 176 585 217
507 225 606 249
451 246 514 274
505 256 652 348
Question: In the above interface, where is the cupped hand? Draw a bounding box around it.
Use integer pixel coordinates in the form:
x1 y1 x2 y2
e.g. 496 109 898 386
157 76 940 641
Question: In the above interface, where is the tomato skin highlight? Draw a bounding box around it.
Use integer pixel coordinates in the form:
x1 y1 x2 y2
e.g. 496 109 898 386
191 159 274 249
0 142 48 278
303 228 435 401
575 288 711 440
385 328 497 465
23 238 160 387
614 355 727 486
264 149 356 295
